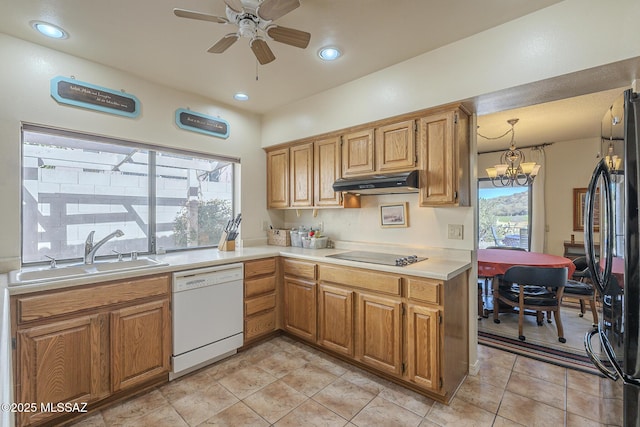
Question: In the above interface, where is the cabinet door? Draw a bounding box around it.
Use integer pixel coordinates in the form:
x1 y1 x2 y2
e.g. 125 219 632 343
418 110 469 206
342 129 375 177
375 120 416 172
283 277 317 341
111 299 171 392
17 313 108 427
418 111 455 205
406 304 440 391
290 143 314 207
267 147 290 208
314 137 342 207
356 292 402 376
318 284 354 356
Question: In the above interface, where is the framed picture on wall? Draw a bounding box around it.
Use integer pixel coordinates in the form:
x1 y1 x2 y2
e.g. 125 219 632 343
573 187 599 232
380 202 408 228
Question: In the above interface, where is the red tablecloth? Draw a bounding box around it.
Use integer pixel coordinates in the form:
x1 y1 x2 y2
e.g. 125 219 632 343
478 249 576 279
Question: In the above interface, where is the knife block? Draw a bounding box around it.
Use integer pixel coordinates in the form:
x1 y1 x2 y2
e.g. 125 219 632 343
218 232 236 251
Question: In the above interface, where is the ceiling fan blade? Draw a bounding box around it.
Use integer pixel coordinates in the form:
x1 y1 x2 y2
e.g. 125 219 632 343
250 38 276 65
173 8 228 24
267 25 310 49
207 34 239 53
256 0 300 21
223 0 244 13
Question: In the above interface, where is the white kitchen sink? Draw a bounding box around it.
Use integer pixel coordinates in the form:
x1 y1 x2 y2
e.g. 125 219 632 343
9 258 168 285
88 258 167 273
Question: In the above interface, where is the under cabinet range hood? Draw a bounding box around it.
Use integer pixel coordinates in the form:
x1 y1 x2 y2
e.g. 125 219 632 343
332 170 419 195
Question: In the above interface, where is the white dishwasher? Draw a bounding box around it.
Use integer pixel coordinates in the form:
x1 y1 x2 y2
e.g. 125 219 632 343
171 263 243 380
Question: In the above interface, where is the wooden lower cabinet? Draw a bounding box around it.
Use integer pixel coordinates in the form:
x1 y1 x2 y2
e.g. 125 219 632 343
17 313 108 427
405 304 440 391
111 300 171 392
12 274 171 427
244 258 278 343
356 292 402 376
283 277 317 341
317 284 354 356
315 262 468 402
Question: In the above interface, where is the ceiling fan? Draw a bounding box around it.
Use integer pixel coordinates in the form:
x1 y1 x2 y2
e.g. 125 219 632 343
174 0 311 65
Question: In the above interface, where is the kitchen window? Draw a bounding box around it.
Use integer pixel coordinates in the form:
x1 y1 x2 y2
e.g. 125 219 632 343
478 179 532 250
21 124 237 265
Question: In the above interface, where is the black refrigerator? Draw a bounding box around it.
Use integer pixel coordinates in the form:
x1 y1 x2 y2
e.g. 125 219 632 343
584 88 640 427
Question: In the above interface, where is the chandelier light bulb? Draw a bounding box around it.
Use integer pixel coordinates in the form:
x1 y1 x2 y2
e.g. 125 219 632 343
481 118 542 187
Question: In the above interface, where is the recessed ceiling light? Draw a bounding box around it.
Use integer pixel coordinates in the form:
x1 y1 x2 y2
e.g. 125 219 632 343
234 92 249 101
318 47 341 61
30 21 68 39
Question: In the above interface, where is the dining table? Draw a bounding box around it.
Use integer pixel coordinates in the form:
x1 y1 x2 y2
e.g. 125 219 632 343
477 248 576 317
478 248 576 279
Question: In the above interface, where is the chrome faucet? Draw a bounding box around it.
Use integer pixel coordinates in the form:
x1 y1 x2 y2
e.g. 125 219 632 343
84 229 124 264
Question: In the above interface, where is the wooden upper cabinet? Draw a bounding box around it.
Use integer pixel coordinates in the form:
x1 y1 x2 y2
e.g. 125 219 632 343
342 129 375 177
267 147 289 209
418 108 470 206
375 120 416 172
314 137 342 207
290 143 313 207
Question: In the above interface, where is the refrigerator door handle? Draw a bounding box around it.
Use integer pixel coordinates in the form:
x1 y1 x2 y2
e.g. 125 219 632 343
584 159 614 295
584 328 619 380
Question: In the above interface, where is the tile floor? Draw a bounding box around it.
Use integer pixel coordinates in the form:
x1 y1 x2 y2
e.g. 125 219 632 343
70 336 623 427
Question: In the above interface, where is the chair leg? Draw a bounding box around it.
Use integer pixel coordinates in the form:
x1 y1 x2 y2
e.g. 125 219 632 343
589 298 598 326
518 289 525 341
553 309 566 343
477 285 483 320
579 299 585 317
546 310 552 323
518 309 525 341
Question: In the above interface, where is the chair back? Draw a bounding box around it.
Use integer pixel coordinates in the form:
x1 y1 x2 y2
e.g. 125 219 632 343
572 256 589 271
503 266 568 289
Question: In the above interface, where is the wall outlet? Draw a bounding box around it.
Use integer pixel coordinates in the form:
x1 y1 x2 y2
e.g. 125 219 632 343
447 224 464 240
318 221 324 232
261 220 269 231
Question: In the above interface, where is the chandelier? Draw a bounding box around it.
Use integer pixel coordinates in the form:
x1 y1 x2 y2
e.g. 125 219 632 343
483 118 541 187
603 106 622 176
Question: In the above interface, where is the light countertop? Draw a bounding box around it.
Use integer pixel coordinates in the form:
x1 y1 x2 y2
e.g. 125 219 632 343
4 244 472 295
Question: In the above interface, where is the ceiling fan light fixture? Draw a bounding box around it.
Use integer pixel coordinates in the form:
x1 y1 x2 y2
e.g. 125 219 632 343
318 46 341 61
30 20 68 39
234 92 249 101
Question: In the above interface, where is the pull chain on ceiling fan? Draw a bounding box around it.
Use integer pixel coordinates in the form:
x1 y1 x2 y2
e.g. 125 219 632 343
174 0 311 65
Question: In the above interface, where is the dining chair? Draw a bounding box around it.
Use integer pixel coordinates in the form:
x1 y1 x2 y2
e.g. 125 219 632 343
562 256 598 325
493 265 568 343
478 246 527 318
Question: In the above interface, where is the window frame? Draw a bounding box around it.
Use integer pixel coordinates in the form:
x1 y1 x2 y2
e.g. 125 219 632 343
21 123 239 266
477 178 532 250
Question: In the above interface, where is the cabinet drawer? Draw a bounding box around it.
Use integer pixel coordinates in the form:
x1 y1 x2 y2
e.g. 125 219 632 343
284 259 316 280
245 293 276 316
319 265 401 295
407 278 441 304
16 274 170 324
245 276 276 298
245 310 276 340
244 257 277 279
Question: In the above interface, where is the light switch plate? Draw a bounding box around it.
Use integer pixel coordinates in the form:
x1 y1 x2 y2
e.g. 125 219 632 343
447 224 464 240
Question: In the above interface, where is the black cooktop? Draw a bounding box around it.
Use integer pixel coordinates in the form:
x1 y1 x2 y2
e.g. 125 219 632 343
326 251 427 267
